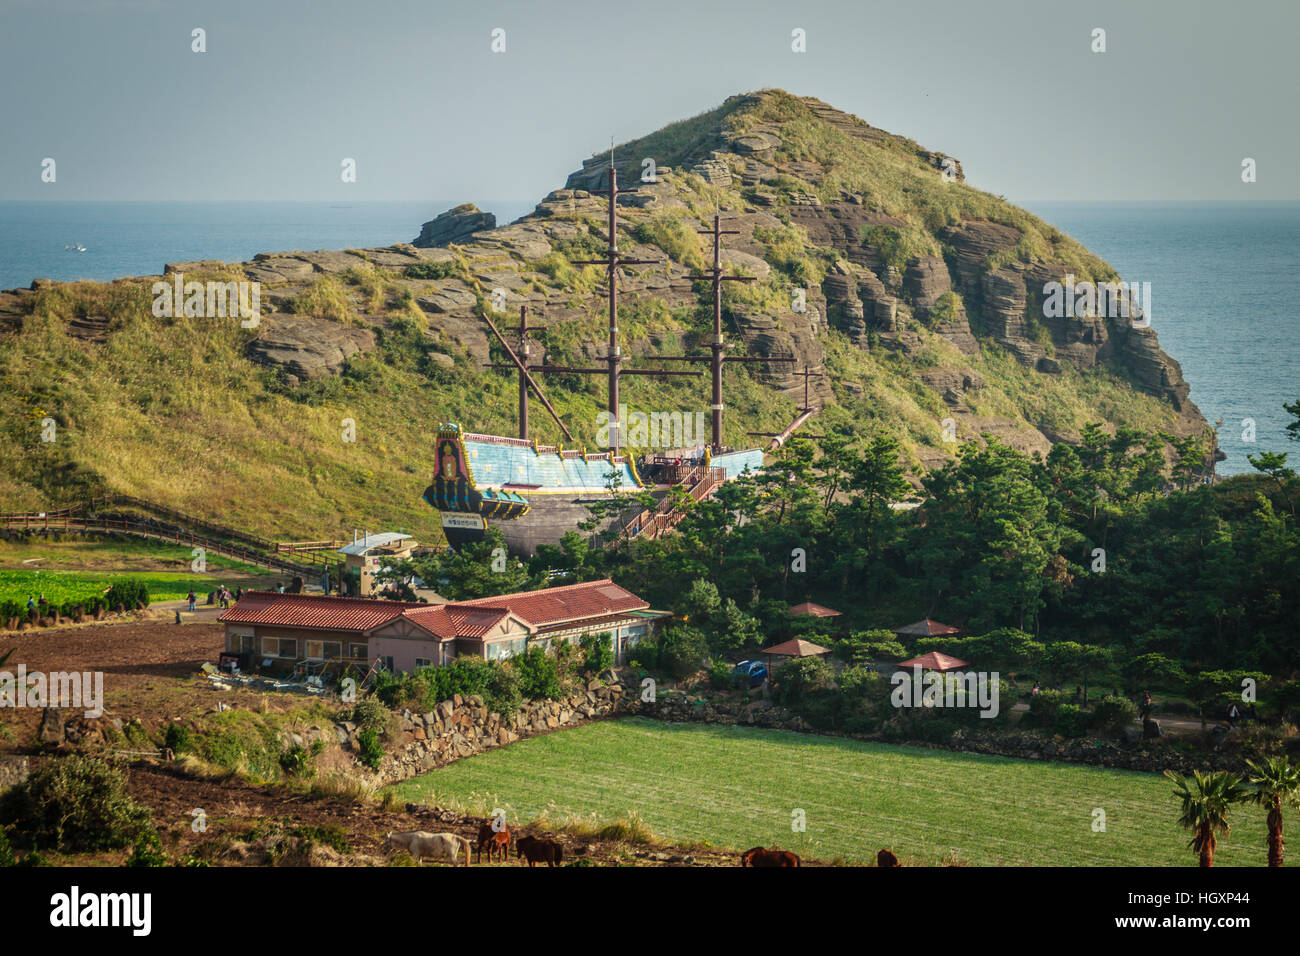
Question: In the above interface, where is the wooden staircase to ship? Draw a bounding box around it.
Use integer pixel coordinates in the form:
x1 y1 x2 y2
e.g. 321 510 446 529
622 464 726 541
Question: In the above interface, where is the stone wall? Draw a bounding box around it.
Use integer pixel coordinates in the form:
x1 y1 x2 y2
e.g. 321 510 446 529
340 670 627 783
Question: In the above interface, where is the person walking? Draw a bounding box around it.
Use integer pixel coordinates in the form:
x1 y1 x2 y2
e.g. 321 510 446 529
187 590 197 613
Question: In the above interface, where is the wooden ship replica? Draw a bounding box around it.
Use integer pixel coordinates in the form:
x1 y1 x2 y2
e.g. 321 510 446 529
423 160 820 556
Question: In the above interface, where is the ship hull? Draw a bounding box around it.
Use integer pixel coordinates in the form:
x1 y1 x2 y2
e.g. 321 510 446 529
440 491 663 556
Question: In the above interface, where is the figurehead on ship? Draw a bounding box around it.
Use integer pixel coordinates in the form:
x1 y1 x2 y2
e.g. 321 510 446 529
440 448 459 480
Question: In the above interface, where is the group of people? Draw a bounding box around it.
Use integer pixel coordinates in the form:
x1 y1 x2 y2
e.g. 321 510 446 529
186 586 243 612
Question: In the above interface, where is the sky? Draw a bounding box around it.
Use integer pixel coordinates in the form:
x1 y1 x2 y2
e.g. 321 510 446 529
1 0 1296 204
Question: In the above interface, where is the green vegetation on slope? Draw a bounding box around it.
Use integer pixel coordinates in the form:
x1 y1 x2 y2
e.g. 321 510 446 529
0 89 1203 541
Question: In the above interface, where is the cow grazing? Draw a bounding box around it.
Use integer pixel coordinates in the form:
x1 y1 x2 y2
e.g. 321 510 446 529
877 848 901 867
476 819 512 864
515 835 563 867
740 846 801 867
385 830 471 866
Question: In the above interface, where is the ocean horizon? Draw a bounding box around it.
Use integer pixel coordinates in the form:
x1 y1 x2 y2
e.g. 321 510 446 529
1 199 1294 476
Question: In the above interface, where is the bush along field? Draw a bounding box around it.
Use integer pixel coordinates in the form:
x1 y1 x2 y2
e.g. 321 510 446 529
0 574 160 625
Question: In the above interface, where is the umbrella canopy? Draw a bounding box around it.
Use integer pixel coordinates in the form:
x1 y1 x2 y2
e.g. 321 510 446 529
761 638 832 658
893 617 960 637
788 602 842 618
897 651 969 672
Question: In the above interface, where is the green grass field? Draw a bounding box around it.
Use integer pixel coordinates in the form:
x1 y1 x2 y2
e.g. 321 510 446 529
388 718 1287 866
0 538 278 605
0 568 254 605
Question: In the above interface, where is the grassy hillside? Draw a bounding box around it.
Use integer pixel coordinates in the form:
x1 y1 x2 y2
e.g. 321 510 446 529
390 718 1282 867
0 90 1209 542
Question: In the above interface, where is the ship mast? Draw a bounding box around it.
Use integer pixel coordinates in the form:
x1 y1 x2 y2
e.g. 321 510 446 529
571 157 662 456
654 210 795 453
486 150 703 452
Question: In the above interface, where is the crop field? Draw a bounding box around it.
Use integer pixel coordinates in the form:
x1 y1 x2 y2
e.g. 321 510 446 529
0 568 247 605
389 718 1286 866
0 538 278 605
0 537 268 576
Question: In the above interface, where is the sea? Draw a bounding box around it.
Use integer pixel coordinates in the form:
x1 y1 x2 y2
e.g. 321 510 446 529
1 200 1295 476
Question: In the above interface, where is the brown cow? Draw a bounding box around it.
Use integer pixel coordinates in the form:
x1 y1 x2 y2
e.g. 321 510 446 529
475 819 512 864
740 846 800 867
516 835 563 867
877 849 901 867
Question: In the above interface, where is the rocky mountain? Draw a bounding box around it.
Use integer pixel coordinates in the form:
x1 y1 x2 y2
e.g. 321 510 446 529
0 90 1212 536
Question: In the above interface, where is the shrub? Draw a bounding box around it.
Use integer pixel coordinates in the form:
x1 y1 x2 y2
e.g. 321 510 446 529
403 260 459 280
163 723 193 754
657 624 710 679
580 632 614 674
125 831 168 867
346 697 392 734
515 646 562 700
708 659 732 691
631 215 703 269
356 728 384 770
105 578 150 609
1090 695 1137 737
292 824 351 854
487 663 523 717
279 744 315 779
1022 689 1067 729
776 657 833 705
1053 703 1089 739
0 828 13 866
835 630 906 664
0 756 153 851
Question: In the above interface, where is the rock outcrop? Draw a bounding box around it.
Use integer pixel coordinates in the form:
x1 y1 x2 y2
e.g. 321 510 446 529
245 315 376 385
413 203 496 248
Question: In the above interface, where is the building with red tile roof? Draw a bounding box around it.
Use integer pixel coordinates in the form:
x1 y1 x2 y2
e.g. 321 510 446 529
218 580 666 675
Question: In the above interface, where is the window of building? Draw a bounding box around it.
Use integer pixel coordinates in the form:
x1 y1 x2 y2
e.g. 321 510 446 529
305 640 324 660
415 658 433 669
265 637 296 658
488 637 527 661
323 642 342 660
349 643 367 659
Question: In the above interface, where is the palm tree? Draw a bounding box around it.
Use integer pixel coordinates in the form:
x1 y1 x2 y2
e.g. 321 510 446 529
1246 756 1300 867
1164 769 1249 867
